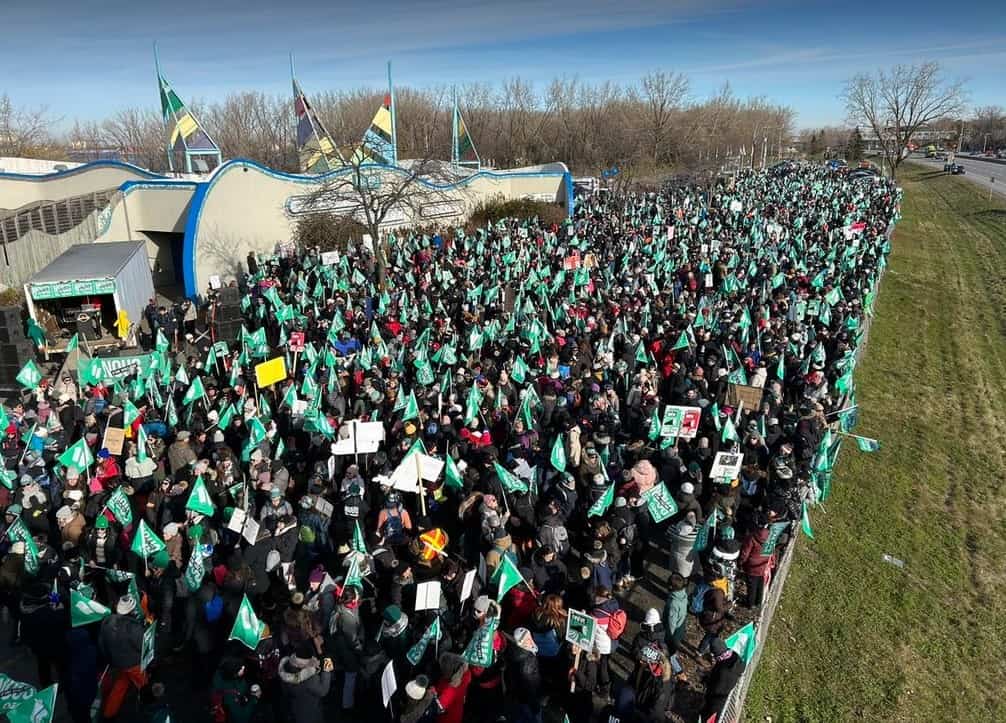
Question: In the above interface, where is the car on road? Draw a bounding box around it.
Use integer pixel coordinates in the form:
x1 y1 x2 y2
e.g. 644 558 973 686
825 159 847 172
848 167 880 182
943 162 966 175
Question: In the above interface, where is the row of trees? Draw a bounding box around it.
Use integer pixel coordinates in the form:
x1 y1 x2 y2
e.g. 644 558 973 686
6 73 796 176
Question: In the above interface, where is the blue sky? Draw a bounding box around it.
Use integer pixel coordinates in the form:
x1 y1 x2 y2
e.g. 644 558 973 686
1 0 1003 130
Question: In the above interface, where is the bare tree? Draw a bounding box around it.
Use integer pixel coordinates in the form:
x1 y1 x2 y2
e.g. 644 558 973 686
0 94 56 157
842 61 968 178
101 107 168 171
635 71 689 165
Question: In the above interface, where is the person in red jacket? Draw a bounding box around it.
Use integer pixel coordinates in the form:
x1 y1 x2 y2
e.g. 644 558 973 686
434 653 472 723
738 518 777 609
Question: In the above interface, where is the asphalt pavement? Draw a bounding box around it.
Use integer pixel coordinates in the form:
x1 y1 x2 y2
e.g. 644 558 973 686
908 154 1006 199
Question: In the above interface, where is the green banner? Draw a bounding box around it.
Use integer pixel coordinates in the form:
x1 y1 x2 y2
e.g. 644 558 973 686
30 278 115 300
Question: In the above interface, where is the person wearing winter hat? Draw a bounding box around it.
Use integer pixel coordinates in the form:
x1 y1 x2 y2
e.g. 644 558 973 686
278 643 332 723
98 594 147 718
701 636 746 722
505 627 542 722
400 674 441 723
379 604 410 662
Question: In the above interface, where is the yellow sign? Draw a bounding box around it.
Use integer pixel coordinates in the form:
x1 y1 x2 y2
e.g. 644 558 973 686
116 311 130 339
254 356 288 388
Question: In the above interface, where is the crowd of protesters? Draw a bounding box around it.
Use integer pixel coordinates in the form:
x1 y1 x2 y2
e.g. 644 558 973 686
0 163 899 723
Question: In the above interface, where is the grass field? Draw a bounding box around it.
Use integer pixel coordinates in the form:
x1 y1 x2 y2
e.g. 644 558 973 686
744 165 1006 722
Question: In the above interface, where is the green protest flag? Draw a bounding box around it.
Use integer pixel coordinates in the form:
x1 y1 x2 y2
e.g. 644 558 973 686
671 330 690 351
462 616 499 667
229 595 265 650
776 355 785 380
402 391 419 421
183 545 207 592
123 399 140 427
643 484 678 523
491 553 524 601
217 403 236 432
648 407 661 441
15 359 43 389
510 355 528 384
174 365 190 386
725 622 758 664
186 476 215 516
549 435 566 473
351 521 367 554
406 617 442 666
392 385 406 412
7 683 58 723
182 376 206 406
721 417 739 443
800 501 815 539
155 329 170 352
463 385 482 425
344 555 364 590
634 340 649 365
273 437 285 461
65 333 79 354
106 487 133 526
727 366 747 385
130 520 166 559
587 483 615 518
58 438 94 472
0 468 15 490
855 435 881 452
761 521 790 556
493 462 528 494
693 510 718 553
444 455 464 490
71 588 111 627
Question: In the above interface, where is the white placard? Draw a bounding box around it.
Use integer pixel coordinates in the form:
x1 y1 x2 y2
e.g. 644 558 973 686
320 251 339 266
227 507 247 534
362 234 374 253
315 497 334 518
381 660 397 708
209 275 222 290
460 568 477 603
331 421 385 456
291 399 308 417
390 452 445 492
242 516 260 545
415 580 442 611
710 451 743 481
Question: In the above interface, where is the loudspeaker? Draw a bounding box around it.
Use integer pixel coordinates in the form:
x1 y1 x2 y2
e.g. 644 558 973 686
76 313 101 341
217 304 243 322
215 319 242 343
0 342 34 366
0 364 24 387
0 306 25 344
217 286 240 305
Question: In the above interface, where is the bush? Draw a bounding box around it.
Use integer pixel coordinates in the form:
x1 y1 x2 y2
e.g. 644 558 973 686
293 213 368 253
466 195 566 230
0 287 24 307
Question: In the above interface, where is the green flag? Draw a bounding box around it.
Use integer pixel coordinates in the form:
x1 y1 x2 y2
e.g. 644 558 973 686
462 616 499 667
406 617 442 666
7 683 57 723
642 484 678 523
344 555 363 590
351 521 367 554
6 517 39 574
463 385 482 425
182 376 206 405
58 438 94 472
444 455 464 490
183 545 207 593
229 594 265 650
130 520 166 559
493 462 528 494
135 424 149 464
402 391 419 421
855 435 881 452
0 468 15 490
106 487 133 526
671 330 690 351
725 622 758 664
491 553 524 601
549 435 566 472
155 329 170 352
800 501 815 540
123 400 140 427
634 340 649 365
587 483 615 518
70 588 111 627
693 510 718 553
721 417 739 444
65 333 79 353
185 476 215 516
510 355 528 384
15 359 43 389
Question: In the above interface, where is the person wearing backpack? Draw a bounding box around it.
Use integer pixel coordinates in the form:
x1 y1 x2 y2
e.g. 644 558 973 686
535 499 570 557
696 572 729 655
376 491 412 547
210 657 259 723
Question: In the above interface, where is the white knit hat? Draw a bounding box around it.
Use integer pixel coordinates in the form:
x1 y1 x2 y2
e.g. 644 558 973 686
405 675 429 701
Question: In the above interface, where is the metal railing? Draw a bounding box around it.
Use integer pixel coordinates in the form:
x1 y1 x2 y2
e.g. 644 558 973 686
717 216 895 723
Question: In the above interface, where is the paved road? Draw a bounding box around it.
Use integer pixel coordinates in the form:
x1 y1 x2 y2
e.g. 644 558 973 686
908 154 1006 199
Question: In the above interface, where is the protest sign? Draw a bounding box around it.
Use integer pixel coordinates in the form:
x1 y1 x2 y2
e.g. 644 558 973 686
659 405 702 439
102 426 125 456
254 357 288 388
314 497 334 518
761 521 791 556
726 383 764 411
140 623 156 671
330 421 385 455
710 451 743 481
320 251 339 265
227 507 247 534
288 331 305 352
381 660 397 708
415 580 442 611
565 609 597 651
242 517 260 545
460 569 477 603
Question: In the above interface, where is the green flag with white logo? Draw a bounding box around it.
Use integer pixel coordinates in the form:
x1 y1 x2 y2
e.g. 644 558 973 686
130 520 166 559
15 359 43 389
229 594 265 650
58 438 94 472
106 487 133 526
185 476 215 516
71 588 111 628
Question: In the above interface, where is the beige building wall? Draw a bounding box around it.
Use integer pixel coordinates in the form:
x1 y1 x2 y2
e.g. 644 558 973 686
0 162 163 211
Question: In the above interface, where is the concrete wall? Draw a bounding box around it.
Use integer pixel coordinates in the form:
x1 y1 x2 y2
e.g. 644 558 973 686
0 212 101 289
0 161 164 211
184 159 570 296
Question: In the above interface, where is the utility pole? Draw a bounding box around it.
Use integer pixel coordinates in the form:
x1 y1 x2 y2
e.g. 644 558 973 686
761 136 768 168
